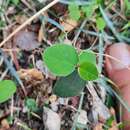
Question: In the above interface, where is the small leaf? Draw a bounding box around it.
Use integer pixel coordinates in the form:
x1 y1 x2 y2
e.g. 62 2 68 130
123 22 130 30
81 5 94 18
78 62 99 81
60 18 78 32
0 20 6 27
43 44 78 76
68 3 80 21
96 17 106 31
105 116 114 128
25 98 38 112
0 80 16 103
125 0 130 12
53 71 86 97
10 0 20 5
96 0 104 5
78 50 96 65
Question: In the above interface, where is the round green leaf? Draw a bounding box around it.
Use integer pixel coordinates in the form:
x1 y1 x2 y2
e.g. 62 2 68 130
78 62 99 81
96 17 106 31
78 50 96 65
0 80 16 103
81 4 96 18
53 71 86 97
68 3 81 21
43 44 78 76
25 98 38 112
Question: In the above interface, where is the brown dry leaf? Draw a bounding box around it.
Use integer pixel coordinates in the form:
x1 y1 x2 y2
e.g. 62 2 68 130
70 96 79 108
18 68 44 80
93 123 103 130
1 119 10 129
15 15 28 24
109 126 119 130
38 12 48 42
60 18 78 32
109 107 116 116
38 25 44 42
49 95 57 103
36 60 56 80
14 31 41 51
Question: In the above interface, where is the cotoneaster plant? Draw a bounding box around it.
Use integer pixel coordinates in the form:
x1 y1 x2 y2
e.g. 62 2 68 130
42 43 99 97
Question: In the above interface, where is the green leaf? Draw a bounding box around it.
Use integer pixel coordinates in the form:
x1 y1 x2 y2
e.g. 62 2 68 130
125 0 130 12
96 17 106 31
0 20 6 28
68 3 80 21
78 62 99 81
78 50 96 65
0 80 16 103
96 0 104 5
105 94 115 108
81 5 95 18
123 22 130 30
53 71 86 97
43 44 78 76
25 98 38 112
10 0 20 5
105 116 114 129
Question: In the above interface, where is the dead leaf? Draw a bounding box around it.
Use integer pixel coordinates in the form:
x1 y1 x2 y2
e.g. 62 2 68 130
36 60 56 80
109 107 116 116
15 15 28 24
93 123 103 130
109 126 119 130
14 31 41 51
38 25 44 42
70 96 79 108
49 95 57 103
1 119 10 129
18 68 44 80
60 18 78 32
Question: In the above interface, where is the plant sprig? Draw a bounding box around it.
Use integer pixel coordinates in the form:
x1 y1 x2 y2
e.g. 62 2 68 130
42 43 99 97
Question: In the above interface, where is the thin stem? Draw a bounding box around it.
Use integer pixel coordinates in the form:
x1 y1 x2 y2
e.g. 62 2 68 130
73 18 88 46
71 92 85 130
99 5 123 42
98 32 104 73
17 122 32 130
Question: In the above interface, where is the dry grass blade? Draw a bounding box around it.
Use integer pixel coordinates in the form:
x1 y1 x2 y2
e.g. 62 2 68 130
0 0 60 48
95 52 130 71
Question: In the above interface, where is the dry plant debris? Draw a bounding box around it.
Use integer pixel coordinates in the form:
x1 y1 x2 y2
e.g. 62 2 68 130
0 0 130 130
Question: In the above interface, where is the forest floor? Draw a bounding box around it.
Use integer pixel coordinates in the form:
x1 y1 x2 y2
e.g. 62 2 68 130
0 0 130 130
